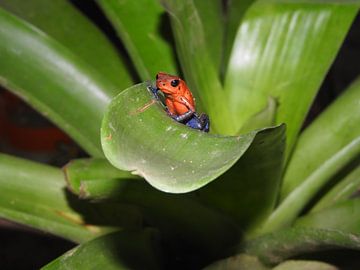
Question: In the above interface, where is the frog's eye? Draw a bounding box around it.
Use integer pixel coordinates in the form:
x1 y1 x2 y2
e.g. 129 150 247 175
171 79 180 87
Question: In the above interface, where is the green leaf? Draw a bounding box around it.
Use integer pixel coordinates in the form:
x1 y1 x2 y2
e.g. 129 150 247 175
224 2 358 149
100 82 262 193
0 0 133 91
223 0 254 74
42 229 162 270
163 0 232 134
96 0 178 80
64 158 141 200
0 7 117 156
295 199 360 234
273 260 338 270
238 97 277 134
281 77 360 199
193 0 224 72
258 136 360 234
311 166 360 212
197 124 285 237
0 154 112 242
65 158 241 259
244 227 360 265
203 254 270 270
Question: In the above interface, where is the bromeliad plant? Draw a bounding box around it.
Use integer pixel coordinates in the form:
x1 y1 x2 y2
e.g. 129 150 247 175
0 0 359 269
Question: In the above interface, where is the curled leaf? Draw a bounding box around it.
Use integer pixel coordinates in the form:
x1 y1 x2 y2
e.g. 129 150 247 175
101 82 258 193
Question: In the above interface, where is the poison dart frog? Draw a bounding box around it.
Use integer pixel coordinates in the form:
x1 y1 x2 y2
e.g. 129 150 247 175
150 72 210 132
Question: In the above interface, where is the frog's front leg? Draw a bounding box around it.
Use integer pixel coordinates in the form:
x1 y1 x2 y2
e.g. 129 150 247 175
171 110 194 122
148 84 160 100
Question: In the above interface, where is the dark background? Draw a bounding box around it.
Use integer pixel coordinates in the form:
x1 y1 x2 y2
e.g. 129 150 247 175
0 2 359 269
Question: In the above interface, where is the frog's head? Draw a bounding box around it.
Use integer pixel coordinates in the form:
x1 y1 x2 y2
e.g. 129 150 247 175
156 72 183 95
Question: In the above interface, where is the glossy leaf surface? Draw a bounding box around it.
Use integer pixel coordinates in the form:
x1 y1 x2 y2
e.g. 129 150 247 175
163 0 232 133
225 2 358 150
295 199 360 234
0 154 111 242
42 229 162 270
96 0 178 80
222 0 254 72
197 123 285 237
65 158 141 200
259 136 360 234
282 77 360 199
0 7 116 156
311 166 360 212
0 0 133 90
193 0 224 72
101 82 259 193
238 97 277 134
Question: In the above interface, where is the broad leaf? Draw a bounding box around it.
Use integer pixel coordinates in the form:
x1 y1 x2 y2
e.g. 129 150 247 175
222 0 254 73
238 97 277 134
244 227 360 265
225 2 358 150
163 0 232 133
295 199 360 234
193 0 224 72
311 166 360 212
0 153 131 243
0 0 133 90
64 158 141 200
197 123 285 237
0 7 117 156
65 158 240 261
42 229 162 270
96 0 178 80
101 82 260 193
281 77 360 199
259 136 360 234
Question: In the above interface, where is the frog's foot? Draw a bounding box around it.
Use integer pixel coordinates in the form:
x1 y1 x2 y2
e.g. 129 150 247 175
185 113 210 132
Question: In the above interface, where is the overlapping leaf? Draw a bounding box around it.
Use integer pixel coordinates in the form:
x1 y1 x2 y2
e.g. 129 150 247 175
163 0 232 133
225 2 358 151
259 136 360 234
0 154 124 243
197 123 285 236
295 199 360 233
0 7 117 156
282 77 360 199
64 158 141 200
42 229 162 270
245 227 360 265
65 158 241 261
100 82 286 193
311 166 360 212
0 0 133 91
96 0 178 80
100 82 253 193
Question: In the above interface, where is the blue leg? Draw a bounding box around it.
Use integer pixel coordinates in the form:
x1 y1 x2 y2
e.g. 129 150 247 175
186 113 210 132
148 85 160 100
172 110 194 122
147 84 168 111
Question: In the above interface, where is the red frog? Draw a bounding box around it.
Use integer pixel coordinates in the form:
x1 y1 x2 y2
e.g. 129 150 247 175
150 72 209 132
